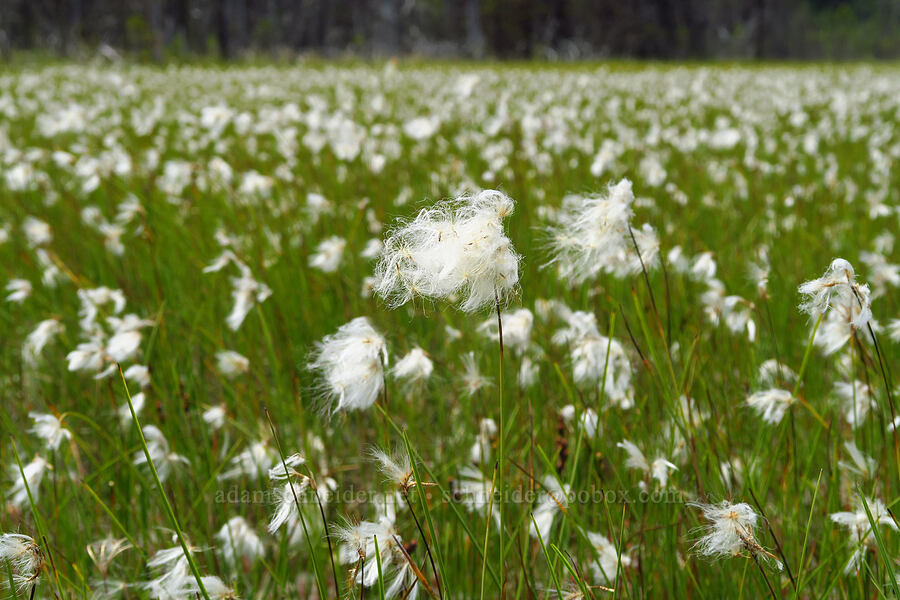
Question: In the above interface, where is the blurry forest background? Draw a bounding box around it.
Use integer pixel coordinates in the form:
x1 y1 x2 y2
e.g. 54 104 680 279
2 0 900 60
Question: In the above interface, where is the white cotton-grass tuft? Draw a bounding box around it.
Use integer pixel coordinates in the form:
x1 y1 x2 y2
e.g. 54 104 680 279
308 235 347 273
617 440 677 486
689 500 781 569
545 178 659 282
216 517 265 568
7 456 51 509
369 446 415 490
587 531 631 585
216 349 250 378
333 518 416 596
459 351 493 396
746 389 795 425
554 310 633 408
0 533 43 593
391 347 433 384
478 308 534 354
830 495 897 574
22 318 64 366
560 404 601 440
798 259 878 355
529 475 571 540
374 189 520 313
834 380 875 429
28 412 71 451
308 316 388 413
132 425 189 482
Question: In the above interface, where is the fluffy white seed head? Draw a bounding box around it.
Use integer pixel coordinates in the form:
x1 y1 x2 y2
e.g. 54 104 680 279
308 317 387 413
374 189 520 313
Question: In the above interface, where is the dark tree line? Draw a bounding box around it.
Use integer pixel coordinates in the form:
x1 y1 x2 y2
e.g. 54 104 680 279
2 0 900 60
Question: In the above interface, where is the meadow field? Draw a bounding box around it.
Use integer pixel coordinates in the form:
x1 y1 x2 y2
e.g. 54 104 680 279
2 61 900 599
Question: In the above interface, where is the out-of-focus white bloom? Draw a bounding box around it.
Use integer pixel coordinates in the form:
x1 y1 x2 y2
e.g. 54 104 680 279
456 466 499 529
203 405 227 430
835 380 875 429
227 274 272 331
123 364 151 388
757 359 797 387
66 336 106 373
133 425 188 481
554 311 633 408
181 576 237 599
5 279 32 303
98 221 126 256
219 441 275 481
119 392 145 425
36 249 63 288
560 404 600 440
77 287 126 332
22 318 64 366
518 356 539 389
216 350 249 378
7 455 51 508
361 238 383 260
309 317 387 413
529 475 570 540
617 440 677 487
375 189 520 313
547 179 658 281
690 252 717 281
23 217 52 247
889 319 900 342
29 413 71 451
859 251 899 298
460 351 492 396
838 440 876 479
747 389 794 425
306 192 332 223
86 536 132 578
0 533 43 593
831 496 897 574
204 251 271 331
479 308 533 353
392 347 433 384
403 116 440 140
216 517 264 568
700 279 756 341
748 249 771 298
469 418 497 464
690 501 780 567
309 236 346 273
106 329 143 363
587 531 631 585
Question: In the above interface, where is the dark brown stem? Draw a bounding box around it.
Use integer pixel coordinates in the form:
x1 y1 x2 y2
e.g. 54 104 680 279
403 490 443 599
748 486 796 590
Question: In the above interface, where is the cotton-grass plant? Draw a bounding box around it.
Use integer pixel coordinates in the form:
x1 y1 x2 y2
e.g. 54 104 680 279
374 188 521 582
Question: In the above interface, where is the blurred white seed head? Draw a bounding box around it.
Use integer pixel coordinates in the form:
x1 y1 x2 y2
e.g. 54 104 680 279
308 317 387 413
